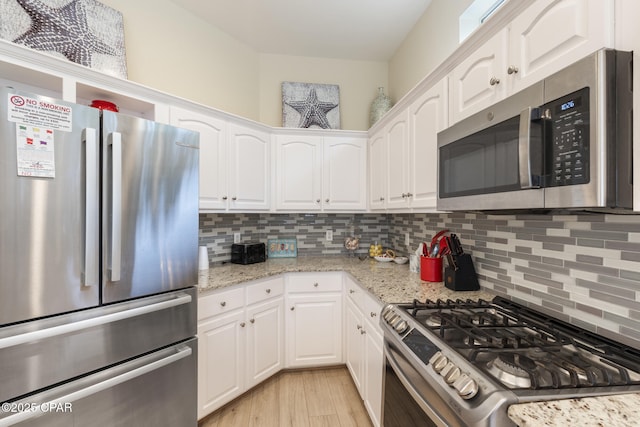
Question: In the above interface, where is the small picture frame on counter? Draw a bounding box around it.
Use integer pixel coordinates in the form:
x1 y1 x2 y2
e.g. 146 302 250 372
267 238 298 258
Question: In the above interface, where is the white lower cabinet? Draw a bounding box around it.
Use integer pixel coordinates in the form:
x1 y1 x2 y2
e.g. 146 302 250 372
285 272 343 367
197 272 383 426
344 276 384 427
197 277 284 419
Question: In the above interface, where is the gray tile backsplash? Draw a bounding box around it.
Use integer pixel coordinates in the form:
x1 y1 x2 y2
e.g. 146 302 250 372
200 211 640 347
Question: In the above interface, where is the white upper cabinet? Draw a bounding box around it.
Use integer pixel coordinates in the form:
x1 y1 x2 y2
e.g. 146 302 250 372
276 133 367 211
170 107 227 210
449 30 508 123
368 130 387 210
507 0 613 94
385 111 411 209
323 136 367 210
227 123 271 211
409 77 448 210
450 0 613 124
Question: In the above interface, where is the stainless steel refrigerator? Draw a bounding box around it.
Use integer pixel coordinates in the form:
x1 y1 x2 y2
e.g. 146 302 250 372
0 87 199 426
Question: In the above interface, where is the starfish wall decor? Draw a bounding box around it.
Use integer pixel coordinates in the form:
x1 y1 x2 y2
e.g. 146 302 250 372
0 0 128 79
282 82 340 129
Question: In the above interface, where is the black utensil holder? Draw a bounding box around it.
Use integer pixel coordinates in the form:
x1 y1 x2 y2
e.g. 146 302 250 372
444 254 480 291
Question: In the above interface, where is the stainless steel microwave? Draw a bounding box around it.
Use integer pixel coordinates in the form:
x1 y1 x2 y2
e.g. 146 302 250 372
437 49 632 212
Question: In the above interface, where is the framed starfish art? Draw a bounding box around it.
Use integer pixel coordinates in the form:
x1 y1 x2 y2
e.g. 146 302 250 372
0 0 127 79
282 81 340 129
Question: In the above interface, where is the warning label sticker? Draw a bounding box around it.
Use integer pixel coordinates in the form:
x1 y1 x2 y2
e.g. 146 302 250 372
7 93 72 132
16 123 56 178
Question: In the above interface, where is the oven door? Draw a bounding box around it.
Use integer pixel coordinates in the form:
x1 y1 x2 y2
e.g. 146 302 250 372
383 342 460 427
437 83 545 211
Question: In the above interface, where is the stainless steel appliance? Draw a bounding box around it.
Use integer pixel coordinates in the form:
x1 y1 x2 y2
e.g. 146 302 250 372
0 88 199 426
437 49 633 212
381 297 640 427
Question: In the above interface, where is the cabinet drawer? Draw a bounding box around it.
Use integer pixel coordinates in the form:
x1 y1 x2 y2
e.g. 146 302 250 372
198 287 245 320
345 277 364 310
286 272 343 293
364 293 383 330
246 276 284 305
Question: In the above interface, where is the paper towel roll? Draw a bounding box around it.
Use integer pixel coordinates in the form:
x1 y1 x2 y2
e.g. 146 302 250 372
199 246 209 270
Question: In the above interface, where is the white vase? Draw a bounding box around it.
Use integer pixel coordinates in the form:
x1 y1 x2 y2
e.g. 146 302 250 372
369 87 392 127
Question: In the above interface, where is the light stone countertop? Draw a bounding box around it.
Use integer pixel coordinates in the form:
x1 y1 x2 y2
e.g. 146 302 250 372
197 256 640 426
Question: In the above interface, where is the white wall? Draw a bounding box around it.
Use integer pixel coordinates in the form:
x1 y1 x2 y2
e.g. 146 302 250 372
388 0 473 102
96 0 390 130
258 54 388 130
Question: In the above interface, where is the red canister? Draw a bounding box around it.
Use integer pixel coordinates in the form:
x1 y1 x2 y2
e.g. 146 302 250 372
420 256 443 282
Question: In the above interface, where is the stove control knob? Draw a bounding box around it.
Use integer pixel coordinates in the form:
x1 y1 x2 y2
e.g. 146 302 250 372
439 361 457 379
452 374 479 400
395 320 409 334
428 352 448 373
443 365 461 385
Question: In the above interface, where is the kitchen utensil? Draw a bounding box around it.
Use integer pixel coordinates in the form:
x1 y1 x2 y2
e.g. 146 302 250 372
429 229 449 255
429 242 440 257
420 256 443 282
393 256 408 264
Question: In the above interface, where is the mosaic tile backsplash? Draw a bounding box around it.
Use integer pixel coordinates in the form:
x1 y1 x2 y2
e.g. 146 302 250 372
200 212 640 348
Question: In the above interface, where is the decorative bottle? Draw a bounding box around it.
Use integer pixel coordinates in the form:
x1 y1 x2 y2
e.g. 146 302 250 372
369 87 392 127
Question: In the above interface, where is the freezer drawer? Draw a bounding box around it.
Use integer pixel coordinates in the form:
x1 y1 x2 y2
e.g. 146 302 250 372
0 288 196 403
0 338 197 427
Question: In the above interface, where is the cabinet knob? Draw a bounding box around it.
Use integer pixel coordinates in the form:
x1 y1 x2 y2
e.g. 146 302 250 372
325 198 330 203
407 192 413 197
370 312 377 317
401 193 406 198
290 306 295 311
240 322 246 327
360 329 366 335
379 197 384 201
349 289 355 294
222 196 228 200
232 196 237 201
265 288 271 294
489 77 500 86
316 199 321 203
313 282 319 287
250 318 255 324
220 301 226 307
507 65 519 75
357 324 362 330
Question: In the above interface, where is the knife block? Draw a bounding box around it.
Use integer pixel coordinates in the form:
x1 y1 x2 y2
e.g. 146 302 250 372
444 254 480 291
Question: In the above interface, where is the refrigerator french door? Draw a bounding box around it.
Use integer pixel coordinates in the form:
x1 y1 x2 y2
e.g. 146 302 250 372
0 88 199 426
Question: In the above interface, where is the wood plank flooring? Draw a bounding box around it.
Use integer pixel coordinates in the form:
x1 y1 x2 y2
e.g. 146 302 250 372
198 366 373 427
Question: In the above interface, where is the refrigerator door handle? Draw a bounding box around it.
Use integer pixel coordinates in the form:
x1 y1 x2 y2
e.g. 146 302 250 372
0 293 192 350
110 132 122 282
0 345 192 427
83 128 99 287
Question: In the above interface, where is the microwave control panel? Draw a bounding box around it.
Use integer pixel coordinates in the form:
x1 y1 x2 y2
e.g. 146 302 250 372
544 88 589 187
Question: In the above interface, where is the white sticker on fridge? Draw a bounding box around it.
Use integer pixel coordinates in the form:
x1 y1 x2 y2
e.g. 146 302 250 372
16 123 55 178
7 93 72 132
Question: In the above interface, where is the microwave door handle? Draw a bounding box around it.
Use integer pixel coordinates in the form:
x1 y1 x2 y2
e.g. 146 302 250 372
518 107 538 189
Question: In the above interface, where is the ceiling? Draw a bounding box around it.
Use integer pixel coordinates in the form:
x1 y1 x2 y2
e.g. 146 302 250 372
169 0 432 61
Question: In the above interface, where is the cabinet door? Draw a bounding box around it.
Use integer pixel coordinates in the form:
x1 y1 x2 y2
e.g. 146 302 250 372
450 30 508 124
385 111 410 209
285 293 343 367
368 130 387 210
169 107 227 210
409 78 448 210
508 0 613 94
323 136 367 210
345 298 365 397
364 325 384 427
245 298 284 389
276 135 323 210
197 310 245 419
227 122 271 210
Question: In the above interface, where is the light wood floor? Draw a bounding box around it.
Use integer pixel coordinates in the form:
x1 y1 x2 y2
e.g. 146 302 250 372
198 366 373 427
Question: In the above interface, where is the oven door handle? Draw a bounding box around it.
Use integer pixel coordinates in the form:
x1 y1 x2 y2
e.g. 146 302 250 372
385 344 450 427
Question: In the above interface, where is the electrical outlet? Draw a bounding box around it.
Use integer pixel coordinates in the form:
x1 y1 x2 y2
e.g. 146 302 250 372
233 232 241 243
405 232 410 247
326 230 333 241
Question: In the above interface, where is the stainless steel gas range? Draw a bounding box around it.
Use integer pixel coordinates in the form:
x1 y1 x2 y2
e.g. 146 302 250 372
381 297 640 427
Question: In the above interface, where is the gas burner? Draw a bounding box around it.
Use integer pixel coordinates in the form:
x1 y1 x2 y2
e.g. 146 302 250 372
425 315 441 327
486 353 537 388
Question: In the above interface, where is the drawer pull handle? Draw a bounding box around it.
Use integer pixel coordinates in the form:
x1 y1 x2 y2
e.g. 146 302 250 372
220 301 226 307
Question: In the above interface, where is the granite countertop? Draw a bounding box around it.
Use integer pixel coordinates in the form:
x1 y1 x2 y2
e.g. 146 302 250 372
197 256 640 426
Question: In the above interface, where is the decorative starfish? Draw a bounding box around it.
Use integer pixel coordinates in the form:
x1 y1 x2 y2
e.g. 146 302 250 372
285 88 338 129
13 0 116 67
